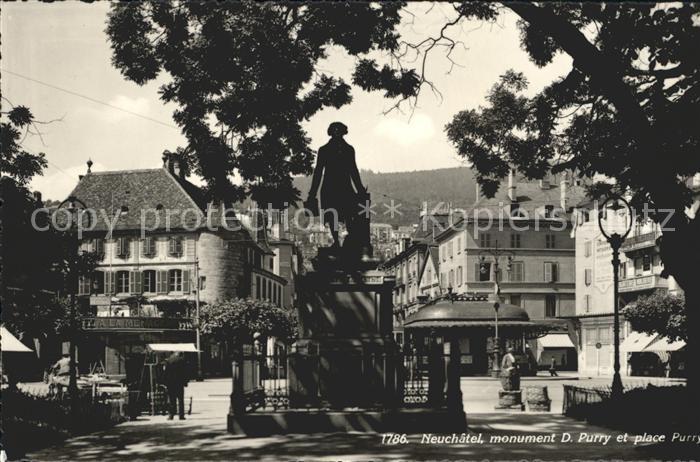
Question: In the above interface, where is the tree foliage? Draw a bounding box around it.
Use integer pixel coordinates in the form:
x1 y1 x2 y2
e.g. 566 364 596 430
106 2 418 207
624 291 686 342
199 298 297 346
1 103 99 341
441 3 700 289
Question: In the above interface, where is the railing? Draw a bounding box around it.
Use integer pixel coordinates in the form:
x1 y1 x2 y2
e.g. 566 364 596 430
563 385 611 418
230 347 459 414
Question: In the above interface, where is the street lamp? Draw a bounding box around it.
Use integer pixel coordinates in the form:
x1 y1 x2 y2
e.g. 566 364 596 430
478 244 514 378
57 195 90 427
597 195 633 399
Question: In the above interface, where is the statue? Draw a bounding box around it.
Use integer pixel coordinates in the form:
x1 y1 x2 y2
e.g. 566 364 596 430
305 122 372 263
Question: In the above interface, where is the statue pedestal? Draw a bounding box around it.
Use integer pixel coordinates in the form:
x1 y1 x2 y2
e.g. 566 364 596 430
290 265 397 409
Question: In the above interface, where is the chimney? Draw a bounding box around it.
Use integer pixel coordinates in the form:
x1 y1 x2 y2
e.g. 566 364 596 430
86 159 93 174
162 150 186 178
508 169 516 202
475 182 481 204
172 158 182 178
560 172 568 211
32 191 42 205
420 201 428 218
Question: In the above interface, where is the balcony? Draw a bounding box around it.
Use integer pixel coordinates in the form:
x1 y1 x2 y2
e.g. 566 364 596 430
80 316 193 332
619 274 668 293
621 230 660 253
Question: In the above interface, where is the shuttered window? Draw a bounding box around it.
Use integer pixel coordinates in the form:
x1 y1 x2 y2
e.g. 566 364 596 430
142 237 156 257
116 237 130 258
168 269 188 292
78 275 91 295
92 238 104 256
168 237 183 257
510 262 524 282
584 269 592 286
143 270 156 293
116 271 130 293
544 262 559 282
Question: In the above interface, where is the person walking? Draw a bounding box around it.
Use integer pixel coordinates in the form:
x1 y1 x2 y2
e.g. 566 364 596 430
162 352 188 420
549 356 559 377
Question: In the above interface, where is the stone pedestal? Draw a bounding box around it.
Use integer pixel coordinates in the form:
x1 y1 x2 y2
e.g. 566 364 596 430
495 390 524 411
290 263 397 409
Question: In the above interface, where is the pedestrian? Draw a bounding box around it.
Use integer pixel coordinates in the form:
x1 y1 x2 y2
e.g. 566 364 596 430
161 352 188 420
549 356 558 377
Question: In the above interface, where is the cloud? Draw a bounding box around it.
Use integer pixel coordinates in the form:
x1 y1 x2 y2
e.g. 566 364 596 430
373 113 436 146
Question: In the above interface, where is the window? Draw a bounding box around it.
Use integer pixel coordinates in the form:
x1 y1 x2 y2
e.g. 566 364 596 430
117 270 130 293
510 262 524 282
78 275 91 295
544 205 555 218
143 270 157 293
510 202 521 217
510 294 521 307
448 269 454 288
268 279 272 301
584 240 592 257
477 262 491 282
545 234 556 249
256 276 261 299
92 271 104 294
116 237 130 258
584 269 592 286
544 262 559 282
479 233 491 248
92 238 104 256
441 246 446 262
262 277 267 299
457 237 462 253
168 237 183 257
642 254 651 272
449 242 454 259
168 269 183 292
619 262 627 279
142 237 156 257
545 294 557 317
510 233 521 249
457 266 463 286
198 276 206 291
584 294 591 313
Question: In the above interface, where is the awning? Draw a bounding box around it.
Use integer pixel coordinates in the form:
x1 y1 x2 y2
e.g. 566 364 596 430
1 326 33 353
644 336 686 352
620 331 657 352
537 333 575 349
147 343 199 352
405 320 536 328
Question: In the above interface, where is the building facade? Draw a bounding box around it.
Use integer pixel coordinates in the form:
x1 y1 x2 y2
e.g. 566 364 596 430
70 153 284 378
573 177 699 378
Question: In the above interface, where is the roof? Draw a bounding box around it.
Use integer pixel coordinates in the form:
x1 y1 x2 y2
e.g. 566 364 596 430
417 245 439 286
404 298 530 328
69 168 207 231
537 333 575 348
411 213 452 243
473 176 587 215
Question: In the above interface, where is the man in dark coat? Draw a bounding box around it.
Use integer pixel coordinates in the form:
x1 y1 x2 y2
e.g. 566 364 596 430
161 352 188 420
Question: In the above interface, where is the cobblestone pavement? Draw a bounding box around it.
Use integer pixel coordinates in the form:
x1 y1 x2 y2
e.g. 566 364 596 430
22 376 691 461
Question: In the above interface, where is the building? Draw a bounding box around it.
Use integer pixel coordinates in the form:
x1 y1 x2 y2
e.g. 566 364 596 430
424 170 584 371
572 175 699 378
69 153 285 378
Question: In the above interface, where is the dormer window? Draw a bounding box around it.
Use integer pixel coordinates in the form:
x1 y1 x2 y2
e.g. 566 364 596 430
116 237 131 258
509 202 522 217
142 237 157 257
544 205 555 218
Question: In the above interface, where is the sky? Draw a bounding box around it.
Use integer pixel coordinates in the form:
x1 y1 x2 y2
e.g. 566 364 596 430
1 2 572 200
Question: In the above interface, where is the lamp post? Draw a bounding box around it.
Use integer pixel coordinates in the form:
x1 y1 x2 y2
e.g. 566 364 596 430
478 243 514 378
597 195 632 400
57 195 90 428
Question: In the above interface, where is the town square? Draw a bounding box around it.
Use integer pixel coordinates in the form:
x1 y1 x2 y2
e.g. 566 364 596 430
1 2 699 461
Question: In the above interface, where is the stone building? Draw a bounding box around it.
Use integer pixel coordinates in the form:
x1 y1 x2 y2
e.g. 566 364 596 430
70 153 284 378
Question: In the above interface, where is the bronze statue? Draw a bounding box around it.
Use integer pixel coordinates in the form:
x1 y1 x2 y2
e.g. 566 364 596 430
305 122 371 260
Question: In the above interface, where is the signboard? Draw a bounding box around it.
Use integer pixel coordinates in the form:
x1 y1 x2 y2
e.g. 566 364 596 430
81 317 193 331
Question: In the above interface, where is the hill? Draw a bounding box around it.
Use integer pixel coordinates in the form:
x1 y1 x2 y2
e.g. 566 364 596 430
293 166 477 227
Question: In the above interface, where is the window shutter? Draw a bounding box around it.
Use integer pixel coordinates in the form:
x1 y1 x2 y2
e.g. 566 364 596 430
552 263 559 282
130 271 142 294
104 272 114 295
157 270 168 294
182 270 190 293
544 263 552 282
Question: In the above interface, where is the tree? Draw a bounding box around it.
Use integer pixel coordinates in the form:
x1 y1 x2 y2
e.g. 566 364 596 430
431 2 699 419
106 2 418 207
199 298 297 349
624 291 687 342
1 102 99 353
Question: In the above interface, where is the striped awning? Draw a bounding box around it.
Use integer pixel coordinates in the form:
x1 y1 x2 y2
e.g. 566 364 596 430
1 326 33 353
